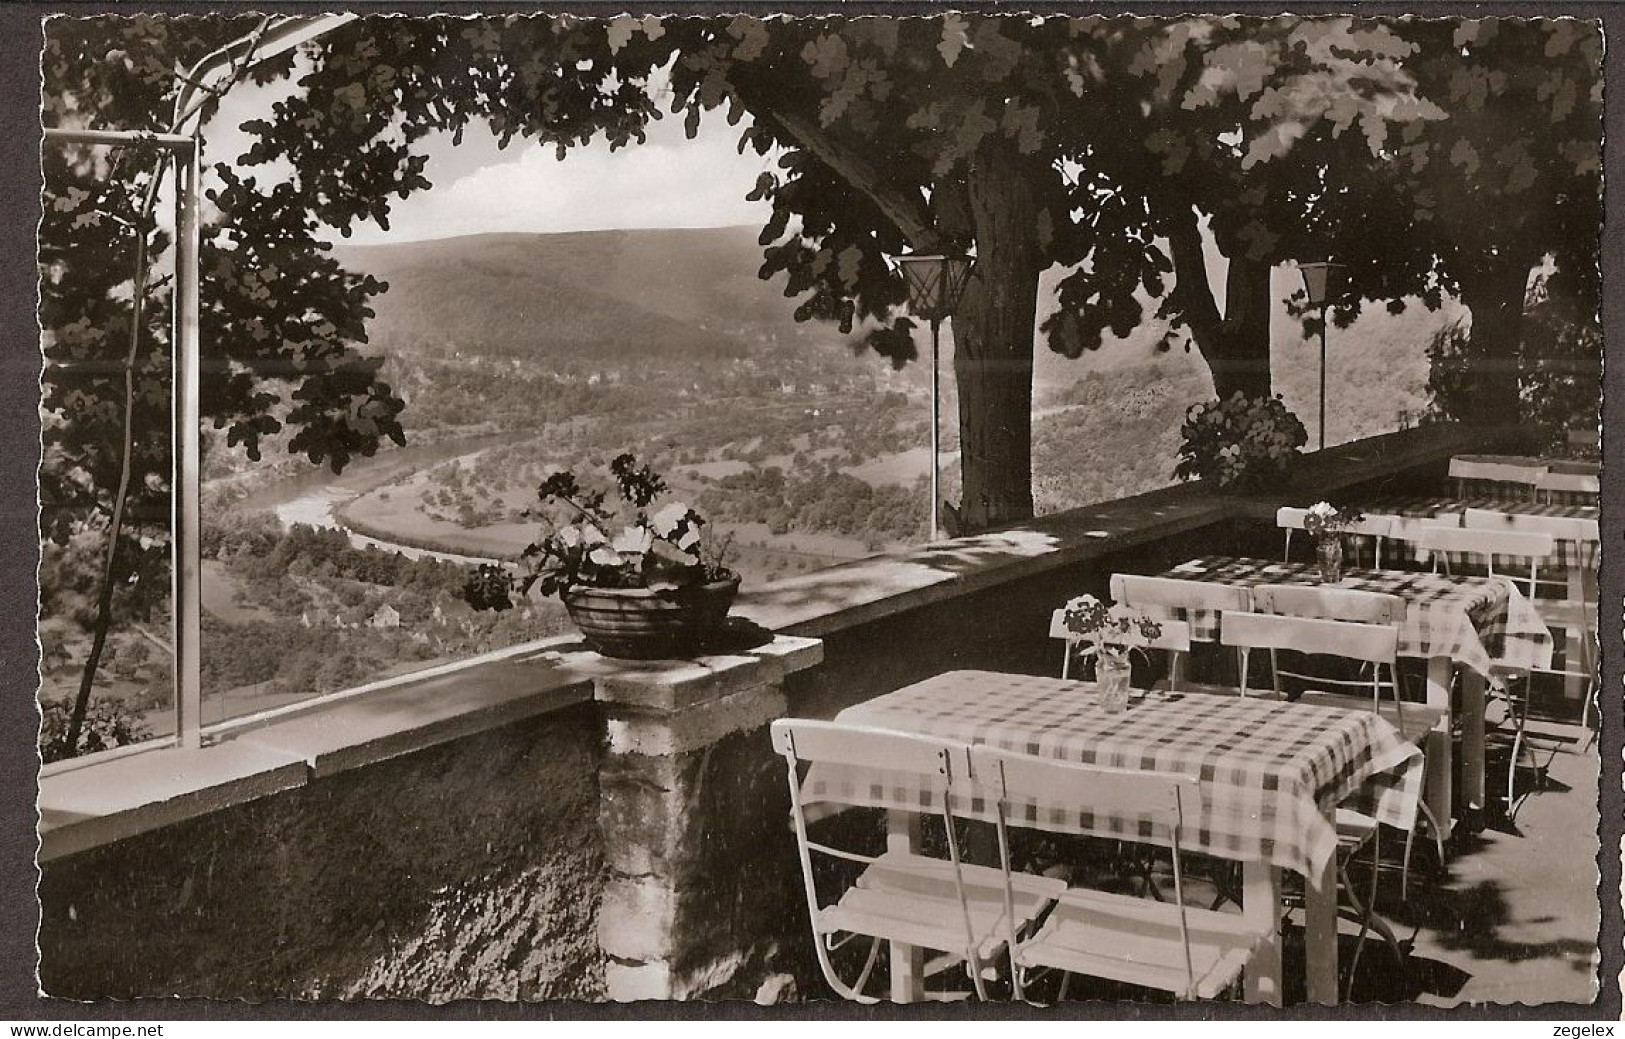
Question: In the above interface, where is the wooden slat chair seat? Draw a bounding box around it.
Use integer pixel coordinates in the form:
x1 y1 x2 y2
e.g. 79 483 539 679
1012 888 1263 1001
771 719 1064 1003
1275 507 1394 568
969 744 1274 1003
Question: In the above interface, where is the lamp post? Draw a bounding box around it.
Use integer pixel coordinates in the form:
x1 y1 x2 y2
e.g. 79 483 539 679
1298 260 1346 452
894 253 975 540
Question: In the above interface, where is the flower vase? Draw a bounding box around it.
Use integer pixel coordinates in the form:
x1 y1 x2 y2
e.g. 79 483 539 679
1316 535 1345 585
1097 650 1132 714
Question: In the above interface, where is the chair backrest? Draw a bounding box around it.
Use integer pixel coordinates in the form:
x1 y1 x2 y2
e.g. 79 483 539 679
1449 456 1546 486
1413 525 1555 564
1275 506 1393 540
1111 573 1253 615
969 743 1199 832
1535 470 1600 497
1384 514 1460 545
770 718 971 782
1462 508 1599 546
1048 609 1193 653
1220 610 1399 666
1252 584 1406 626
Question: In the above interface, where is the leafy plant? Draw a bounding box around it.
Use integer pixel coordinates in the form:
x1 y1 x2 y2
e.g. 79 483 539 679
39 697 149 764
509 454 734 602
1175 393 1307 491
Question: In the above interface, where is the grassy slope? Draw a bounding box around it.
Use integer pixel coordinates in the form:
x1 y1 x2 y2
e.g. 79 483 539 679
331 227 1447 534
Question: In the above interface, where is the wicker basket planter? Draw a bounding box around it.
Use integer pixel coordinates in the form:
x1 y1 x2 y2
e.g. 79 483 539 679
561 574 742 660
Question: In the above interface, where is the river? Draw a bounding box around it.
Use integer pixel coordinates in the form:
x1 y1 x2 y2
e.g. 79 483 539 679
225 435 511 568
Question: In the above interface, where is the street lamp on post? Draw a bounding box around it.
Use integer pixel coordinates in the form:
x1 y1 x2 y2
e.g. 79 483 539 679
1298 260 1346 452
894 253 976 540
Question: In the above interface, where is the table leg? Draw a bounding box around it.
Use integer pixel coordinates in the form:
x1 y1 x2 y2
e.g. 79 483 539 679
1564 561 1586 704
1242 860 1282 1006
1304 852 1340 1005
1460 668 1486 811
1424 656 1455 842
886 809 924 1003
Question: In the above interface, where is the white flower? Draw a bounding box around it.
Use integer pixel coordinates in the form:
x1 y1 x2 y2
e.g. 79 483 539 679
612 525 654 556
580 523 608 546
589 546 624 567
651 502 691 538
1307 501 1338 522
559 525 583 549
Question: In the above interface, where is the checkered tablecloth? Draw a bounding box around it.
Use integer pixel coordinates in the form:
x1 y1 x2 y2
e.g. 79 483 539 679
803 670 1424 879
1157 556 1553 675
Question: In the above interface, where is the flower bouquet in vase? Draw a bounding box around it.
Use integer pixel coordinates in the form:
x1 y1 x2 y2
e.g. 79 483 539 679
1062 594 1165 714
1302 501 1356 584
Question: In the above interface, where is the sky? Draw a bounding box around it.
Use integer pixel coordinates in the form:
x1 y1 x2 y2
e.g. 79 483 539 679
204 74 777 245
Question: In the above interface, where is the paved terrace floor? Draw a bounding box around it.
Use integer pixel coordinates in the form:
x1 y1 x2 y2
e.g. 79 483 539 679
1108 702 1601 1006
1365 709 1601 1006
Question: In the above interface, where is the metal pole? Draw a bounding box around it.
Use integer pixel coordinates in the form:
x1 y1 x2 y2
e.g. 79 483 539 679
172 140 203 748
930 317 942 540
43 128 194 150
1318 309 1328 452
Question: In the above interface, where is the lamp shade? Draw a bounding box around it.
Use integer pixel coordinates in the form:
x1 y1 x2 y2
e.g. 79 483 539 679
895 253 976 321
1298 260 1346 307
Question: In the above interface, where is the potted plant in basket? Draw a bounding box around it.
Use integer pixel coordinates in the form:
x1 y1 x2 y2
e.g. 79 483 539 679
1175 392 1308 491
517 453 739 660
1302 501 1356 584
1061 594 1164 714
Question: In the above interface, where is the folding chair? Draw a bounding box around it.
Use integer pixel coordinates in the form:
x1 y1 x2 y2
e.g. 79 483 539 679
1048 609 1192 687
1462 509 1600 736
1275 508 1395 568
1416 525 1566 807
1221 610 1442 908
970 745 1274 1002
770 718 1065 1003
1247 585 1430 738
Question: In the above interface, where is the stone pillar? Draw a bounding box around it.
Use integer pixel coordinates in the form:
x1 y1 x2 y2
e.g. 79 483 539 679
574 635 822 1001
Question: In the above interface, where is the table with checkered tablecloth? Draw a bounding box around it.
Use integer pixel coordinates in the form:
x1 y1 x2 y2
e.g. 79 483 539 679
1356 495 1598 570
1449 455 1600 505
1159 556 1554 676
805 670 1424 882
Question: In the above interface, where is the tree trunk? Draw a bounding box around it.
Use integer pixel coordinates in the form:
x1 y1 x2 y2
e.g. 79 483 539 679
949 148 1042 533
1203 258 1273 400
1456 255 1535 426
1164 205 1273 400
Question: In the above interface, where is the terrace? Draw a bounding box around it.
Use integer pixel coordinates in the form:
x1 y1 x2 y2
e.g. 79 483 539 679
33 10 1610 1016
36 423 1605 1006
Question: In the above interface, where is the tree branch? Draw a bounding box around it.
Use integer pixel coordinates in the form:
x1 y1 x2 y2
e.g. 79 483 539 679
1163 202 1222 344
762 107 938 249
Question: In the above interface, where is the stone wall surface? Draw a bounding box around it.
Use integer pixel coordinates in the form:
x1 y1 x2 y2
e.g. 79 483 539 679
39 704 606 1002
